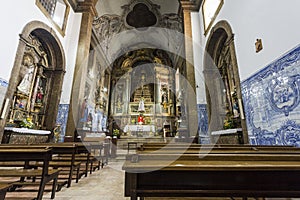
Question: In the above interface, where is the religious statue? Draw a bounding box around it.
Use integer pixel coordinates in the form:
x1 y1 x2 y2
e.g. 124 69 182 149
233 100 240 118
138 97 145 112
137 113 144 125
17 55 35 95
161 88 168 110
79 98 89 127
53 124 61 143
36 86 44 103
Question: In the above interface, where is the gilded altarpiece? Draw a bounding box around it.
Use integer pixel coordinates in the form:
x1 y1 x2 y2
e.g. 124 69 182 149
110 49 177 137
7 35 51 129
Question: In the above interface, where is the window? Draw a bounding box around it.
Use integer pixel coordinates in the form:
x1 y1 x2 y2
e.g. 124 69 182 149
202 0 223 35
36 0 70 36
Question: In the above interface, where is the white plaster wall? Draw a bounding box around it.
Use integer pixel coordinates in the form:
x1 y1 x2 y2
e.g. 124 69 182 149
0 1 82 105
194 0 300 81
60 10 82 104
191 12 206 104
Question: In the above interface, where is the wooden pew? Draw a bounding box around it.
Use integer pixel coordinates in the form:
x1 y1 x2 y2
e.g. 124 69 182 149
0 147 60 200
141 142 295 148
83 136 108 169
0 143 82 189
123 146 300 200
52 142 103 176
53 142 92 178
138 143 297 152
83 141 105 172
30 143 82 189
0 183 11 200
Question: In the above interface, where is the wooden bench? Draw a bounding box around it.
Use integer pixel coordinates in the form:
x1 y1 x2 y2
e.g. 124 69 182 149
83 136 108 169
138 143 298 152
30 143 82 190
0 183 11 200
0 147 60 200
54 142 91 178
0 143 82 190
53 142 104 176
84 141 105 171
141 142 295 148
123 145 300 200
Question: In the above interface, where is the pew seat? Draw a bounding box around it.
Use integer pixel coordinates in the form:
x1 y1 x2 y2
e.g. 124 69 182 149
0 183 11 200
123 145 300 200
0 148 61 200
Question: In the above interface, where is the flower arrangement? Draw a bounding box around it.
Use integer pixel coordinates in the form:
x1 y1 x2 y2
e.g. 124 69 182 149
223 117 235 129
19 117 35 129
113 129 120 138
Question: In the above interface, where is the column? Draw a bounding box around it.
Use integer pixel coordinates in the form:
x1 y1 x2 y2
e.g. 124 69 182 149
66 0 98 138
180 1 198 138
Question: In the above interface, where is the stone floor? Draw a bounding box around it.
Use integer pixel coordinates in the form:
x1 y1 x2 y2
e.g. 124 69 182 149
42 160 127 200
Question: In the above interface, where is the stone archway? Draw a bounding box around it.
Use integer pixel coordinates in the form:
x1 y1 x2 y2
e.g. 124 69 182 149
204 20 248 143
109 48 178 137
0 21 65 139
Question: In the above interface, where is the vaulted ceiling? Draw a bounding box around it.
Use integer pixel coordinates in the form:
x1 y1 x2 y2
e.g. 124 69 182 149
67 0 203 17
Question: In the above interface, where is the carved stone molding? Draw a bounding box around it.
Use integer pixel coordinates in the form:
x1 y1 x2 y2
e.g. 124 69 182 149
67 0 98 16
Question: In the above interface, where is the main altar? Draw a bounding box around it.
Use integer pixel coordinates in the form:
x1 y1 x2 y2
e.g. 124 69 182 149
109 49 182 139
123 125 156 137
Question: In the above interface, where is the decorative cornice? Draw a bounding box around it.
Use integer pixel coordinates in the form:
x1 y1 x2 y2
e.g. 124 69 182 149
180 0 203 11
67 0 78 11
67 0 98 16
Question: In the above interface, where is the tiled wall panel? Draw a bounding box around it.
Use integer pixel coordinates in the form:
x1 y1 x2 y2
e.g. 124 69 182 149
242 45 300 146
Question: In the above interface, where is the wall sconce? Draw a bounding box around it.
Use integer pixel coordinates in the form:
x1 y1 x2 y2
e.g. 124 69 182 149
255 38 263 53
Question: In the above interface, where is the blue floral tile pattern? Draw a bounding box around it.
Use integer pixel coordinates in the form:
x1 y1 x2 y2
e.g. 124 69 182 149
56 104 69 142
0 78 8 108
197 104 210 144
242 45 300 146
0 78 8 87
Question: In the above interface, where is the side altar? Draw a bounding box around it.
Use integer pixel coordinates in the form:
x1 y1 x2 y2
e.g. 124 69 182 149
2 127 52 144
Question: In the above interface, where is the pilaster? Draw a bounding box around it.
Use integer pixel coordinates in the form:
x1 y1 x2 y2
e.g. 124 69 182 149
180 1 198 138
65 0 98 138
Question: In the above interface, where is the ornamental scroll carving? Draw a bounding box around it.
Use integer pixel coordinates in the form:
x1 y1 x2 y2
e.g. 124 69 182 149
92 1 183 50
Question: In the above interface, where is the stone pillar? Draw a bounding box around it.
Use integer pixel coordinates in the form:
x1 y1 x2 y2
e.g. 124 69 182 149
124 73 131 114
180 1 198 138
65 0 98 138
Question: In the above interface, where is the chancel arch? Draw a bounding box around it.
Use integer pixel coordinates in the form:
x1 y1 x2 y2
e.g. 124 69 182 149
0 21 65 140
204 20 249 143
109 48 179 137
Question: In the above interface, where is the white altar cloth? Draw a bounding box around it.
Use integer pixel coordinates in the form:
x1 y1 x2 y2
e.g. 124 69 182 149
123 125 155 133
4 127 51 135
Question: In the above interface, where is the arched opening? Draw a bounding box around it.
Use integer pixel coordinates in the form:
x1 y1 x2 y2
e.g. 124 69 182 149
0 21 65 142
204 20 248 143
108 48 178 138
